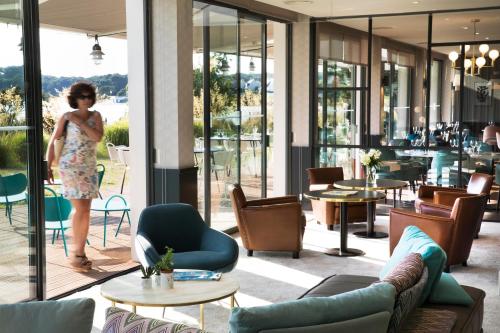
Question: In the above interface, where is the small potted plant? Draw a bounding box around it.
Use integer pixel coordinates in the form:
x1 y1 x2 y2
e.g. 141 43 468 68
155 247 174 289
140 265 156 289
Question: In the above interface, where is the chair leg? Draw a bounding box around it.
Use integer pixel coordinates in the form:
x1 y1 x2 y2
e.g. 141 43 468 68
327 224 334 231
56 230 60 239
444 265 451 273
103 213 108 247
292 251 300 259
51 230 56 244
115 211 126 237
86 239 90 245
462 261 468 267
247 250 253 257
7 204 12 225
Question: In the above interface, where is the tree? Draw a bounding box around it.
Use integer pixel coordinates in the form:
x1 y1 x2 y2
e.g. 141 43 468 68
0 87 24 126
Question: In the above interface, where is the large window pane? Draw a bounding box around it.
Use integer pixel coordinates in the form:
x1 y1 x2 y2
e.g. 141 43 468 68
0 0 35 302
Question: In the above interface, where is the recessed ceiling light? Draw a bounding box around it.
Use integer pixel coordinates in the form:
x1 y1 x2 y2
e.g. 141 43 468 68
485 37 490 40
444 18 450 21
462 26 469 30
475 32 480 35
283 0 313 4
412 1 420 4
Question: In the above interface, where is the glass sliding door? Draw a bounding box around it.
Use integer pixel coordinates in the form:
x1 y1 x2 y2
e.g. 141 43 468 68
0 0 41 302
193 2 271 230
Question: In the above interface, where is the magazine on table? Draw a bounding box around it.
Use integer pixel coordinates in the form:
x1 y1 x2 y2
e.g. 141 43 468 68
173 270 222 281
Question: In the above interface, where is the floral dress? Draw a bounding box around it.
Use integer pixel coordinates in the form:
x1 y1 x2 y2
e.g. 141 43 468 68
59 111 99 199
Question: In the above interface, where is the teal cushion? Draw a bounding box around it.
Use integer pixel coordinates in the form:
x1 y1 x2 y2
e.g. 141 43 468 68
259 311 392 333
380 226 446 305
428 273 473 306
0 298 95 333
229 282 396 333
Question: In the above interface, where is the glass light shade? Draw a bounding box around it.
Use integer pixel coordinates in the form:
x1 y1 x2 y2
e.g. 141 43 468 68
489 49 499 61
448 51 459 62
90 44 104 65
479 44 490 55
465 45 470 52
476 56 486 68
464 58 472 69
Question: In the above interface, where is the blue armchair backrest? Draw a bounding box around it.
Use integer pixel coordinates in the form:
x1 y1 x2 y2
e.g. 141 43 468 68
137 203 207 254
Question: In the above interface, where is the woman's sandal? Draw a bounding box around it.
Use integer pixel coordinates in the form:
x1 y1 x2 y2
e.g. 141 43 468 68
69 253 92 272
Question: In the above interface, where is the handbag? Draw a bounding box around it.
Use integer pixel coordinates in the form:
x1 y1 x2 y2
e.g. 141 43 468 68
51 120 68 167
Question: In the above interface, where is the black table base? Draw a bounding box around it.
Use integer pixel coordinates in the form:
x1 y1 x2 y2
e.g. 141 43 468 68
324 247 365 257
353 231 388 239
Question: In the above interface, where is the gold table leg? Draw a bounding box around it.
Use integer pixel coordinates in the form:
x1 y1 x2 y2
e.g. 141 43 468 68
199 303 205 330
111 301 116 307
132 305 136 313
230 295 235 308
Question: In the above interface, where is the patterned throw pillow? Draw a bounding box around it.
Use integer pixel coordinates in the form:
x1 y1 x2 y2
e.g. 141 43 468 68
103 307 209 333
382 253 424 294
387 267 428 333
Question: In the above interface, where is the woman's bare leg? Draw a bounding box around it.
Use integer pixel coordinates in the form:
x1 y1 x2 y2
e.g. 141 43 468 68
71 199 92 256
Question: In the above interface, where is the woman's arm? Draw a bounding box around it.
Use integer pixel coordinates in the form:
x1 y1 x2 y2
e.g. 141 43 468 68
76 111 104 142
46 114 68 182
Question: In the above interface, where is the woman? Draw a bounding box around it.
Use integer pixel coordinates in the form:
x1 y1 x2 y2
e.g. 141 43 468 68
47 82 103 271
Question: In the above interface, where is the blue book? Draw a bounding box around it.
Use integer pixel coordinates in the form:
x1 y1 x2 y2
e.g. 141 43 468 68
173 270 222 281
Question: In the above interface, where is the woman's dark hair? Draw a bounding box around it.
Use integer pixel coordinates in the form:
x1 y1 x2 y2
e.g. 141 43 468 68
67 81 97 109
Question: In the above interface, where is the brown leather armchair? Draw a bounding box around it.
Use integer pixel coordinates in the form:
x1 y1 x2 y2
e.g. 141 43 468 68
229 184 306 258
415 172 493 236
306 167 367 230
390 194 488 271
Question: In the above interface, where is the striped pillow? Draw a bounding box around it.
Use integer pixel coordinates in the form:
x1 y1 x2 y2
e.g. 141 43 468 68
103 307 208 333
382 253 424 294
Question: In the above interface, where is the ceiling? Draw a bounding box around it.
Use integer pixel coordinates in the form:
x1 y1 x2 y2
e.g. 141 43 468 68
258 0 500 18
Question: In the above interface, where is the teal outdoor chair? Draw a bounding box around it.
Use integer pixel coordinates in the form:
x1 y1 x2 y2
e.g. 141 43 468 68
90 194 130 247
44 187 72 256
0 173 28 225
97 163 105 199
135 203 239 273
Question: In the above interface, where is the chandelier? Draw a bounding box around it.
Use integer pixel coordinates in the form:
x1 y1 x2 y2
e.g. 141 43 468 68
448 19 499 76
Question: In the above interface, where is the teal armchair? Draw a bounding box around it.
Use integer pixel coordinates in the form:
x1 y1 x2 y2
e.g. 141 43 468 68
135 203 239 272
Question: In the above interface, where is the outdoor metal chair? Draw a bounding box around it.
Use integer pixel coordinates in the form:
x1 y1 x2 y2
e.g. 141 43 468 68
90 194 130 247
0 173 28 225
44 187 72 256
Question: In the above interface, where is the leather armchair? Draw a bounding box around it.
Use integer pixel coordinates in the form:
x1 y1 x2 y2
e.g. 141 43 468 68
229 184 305 258
306 167 367 230
390 194 488 271
415 172 492 236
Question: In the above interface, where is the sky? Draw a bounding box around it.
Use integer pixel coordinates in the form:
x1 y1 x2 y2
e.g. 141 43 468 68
1 23 128 77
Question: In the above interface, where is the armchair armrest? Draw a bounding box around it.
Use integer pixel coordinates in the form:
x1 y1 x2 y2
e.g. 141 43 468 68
433 191 476 207
309 184 334 191
418 185 466 199
135 233 162 268
246 195 299 207
389 209 454 255
419 202 452 218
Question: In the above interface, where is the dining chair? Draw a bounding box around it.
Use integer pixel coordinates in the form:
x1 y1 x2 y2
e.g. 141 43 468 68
0 173 28 225
91 194 131 247
44 187 72 256
106 142 121 165
97 163 105 199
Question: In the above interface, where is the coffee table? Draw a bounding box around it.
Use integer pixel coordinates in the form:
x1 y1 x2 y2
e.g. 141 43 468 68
304 190 386 257
334 179 407 238
100 271 239 329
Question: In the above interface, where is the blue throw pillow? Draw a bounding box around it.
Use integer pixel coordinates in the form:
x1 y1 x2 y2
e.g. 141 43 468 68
428 273 473 306
379 226 446 305
0 298 95 333
229 282 396 333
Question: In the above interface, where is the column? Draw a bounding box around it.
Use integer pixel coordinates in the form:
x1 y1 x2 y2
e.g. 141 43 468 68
150 0 197 206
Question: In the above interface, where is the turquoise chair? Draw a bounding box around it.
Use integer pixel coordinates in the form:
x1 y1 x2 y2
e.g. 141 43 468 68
44 187 72 256
90 194 130 247
0 173 28 225
97 163 105 199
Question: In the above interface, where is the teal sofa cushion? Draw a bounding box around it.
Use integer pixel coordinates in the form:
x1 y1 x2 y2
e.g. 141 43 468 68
229 282 396 333
0 298 95 333
428 273 473 306
259 311 391 333
380 226 446 304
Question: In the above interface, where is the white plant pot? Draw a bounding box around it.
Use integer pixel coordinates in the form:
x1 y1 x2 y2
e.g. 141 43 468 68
141 277 152 289
161 271 174 289
153 274 161 287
